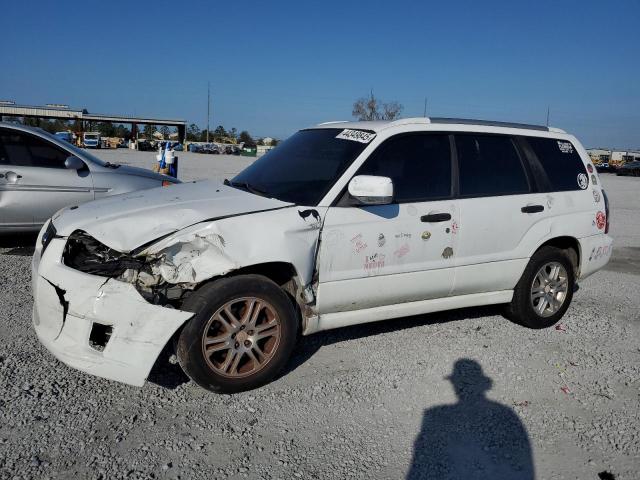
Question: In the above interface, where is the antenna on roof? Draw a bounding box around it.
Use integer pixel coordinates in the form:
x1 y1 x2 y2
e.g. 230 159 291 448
546 106 550 127
423 97 428 117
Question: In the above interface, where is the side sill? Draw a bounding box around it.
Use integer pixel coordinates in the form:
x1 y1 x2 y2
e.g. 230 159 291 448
303 290 513 335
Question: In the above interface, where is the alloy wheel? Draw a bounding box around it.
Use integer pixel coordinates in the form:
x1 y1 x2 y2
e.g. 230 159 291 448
530 262 569 318
201 297 281 378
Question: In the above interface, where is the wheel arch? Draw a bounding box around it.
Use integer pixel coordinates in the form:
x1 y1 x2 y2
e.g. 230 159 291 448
532 236 581 276
184 260 309 323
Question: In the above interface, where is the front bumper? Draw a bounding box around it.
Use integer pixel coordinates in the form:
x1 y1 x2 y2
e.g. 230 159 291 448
32 233 193 387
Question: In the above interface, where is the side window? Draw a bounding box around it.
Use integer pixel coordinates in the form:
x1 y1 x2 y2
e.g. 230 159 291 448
0 129 68 168
526 137 586 192
355 133 451 203
456 134 530 197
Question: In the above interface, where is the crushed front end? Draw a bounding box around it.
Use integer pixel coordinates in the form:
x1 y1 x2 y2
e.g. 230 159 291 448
31 222 194 387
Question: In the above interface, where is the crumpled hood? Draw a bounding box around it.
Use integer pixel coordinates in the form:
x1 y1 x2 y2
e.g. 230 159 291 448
52 180 293 252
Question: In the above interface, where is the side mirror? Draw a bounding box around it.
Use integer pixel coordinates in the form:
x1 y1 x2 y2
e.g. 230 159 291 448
65 156 84 170
348 175 393 205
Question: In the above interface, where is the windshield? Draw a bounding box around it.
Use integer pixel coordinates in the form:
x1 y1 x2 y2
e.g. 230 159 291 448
85 134 98 139
231 128 371 205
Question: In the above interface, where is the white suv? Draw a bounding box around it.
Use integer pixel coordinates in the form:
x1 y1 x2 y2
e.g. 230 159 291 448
31 117 613 393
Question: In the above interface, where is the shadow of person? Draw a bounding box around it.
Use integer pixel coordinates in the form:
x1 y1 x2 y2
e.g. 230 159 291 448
407 359 534 480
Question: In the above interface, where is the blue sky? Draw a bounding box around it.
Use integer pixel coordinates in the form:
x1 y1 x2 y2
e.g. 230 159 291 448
1 0 638 148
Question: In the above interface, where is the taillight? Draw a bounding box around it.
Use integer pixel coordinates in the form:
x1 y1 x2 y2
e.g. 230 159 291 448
162 180 173 187
602 189 610 234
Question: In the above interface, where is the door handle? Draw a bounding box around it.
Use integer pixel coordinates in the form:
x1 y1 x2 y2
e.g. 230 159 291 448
521 205 544 213
421 212 452 222
4 171 22 183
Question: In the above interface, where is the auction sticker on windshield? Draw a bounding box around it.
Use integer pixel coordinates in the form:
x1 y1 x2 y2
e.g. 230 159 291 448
336 129 377 143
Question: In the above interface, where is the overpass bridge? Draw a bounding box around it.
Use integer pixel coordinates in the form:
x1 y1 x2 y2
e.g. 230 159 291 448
0 102 187 142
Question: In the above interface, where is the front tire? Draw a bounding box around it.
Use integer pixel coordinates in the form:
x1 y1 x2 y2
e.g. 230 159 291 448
177 275 298 393
506 246 575 329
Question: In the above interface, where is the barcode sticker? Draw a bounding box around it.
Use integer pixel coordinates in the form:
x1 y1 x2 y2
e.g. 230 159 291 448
336 129 377 143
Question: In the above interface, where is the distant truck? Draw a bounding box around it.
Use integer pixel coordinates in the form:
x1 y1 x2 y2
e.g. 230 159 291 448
83 132 101 148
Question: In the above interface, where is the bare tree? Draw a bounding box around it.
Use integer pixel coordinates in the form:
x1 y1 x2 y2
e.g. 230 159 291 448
352 91 403 121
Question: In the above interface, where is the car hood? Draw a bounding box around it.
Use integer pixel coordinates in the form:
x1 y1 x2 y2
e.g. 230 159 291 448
52 180 294 252
93 163 176 183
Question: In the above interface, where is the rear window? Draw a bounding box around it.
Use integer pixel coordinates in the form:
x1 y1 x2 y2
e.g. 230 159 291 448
455 134 530 197
527 137 587 191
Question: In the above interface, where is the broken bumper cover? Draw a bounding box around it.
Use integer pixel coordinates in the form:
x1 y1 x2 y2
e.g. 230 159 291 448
31 236 193 387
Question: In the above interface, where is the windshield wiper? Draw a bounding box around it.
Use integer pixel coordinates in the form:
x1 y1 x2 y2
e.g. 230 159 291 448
224 179 270 197
103 162 121 169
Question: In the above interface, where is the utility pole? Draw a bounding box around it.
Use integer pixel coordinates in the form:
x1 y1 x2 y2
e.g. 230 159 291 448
423 97 428 117
546 106 550 127
206 82 210 143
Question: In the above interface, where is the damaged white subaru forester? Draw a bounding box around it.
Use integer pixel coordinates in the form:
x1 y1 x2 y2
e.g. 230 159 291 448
32 117 613 393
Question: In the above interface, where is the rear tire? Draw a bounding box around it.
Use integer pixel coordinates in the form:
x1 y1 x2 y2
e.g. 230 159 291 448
177 275 298 393
505 246 575 329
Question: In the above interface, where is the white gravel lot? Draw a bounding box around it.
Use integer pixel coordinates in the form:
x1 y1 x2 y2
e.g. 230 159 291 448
1 149 638 479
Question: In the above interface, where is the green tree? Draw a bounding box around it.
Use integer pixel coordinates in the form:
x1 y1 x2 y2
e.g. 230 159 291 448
97 122 116 137
187 123 200 141
143 124 156 139
238 130 254 146
159 125 170 139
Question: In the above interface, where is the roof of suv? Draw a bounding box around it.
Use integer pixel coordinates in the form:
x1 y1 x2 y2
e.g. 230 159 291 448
312 117 566 134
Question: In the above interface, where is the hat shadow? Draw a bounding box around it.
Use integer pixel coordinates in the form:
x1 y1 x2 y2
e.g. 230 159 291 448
407 359 534 480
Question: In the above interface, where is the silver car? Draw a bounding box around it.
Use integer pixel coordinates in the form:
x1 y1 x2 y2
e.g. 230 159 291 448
0 122 179 232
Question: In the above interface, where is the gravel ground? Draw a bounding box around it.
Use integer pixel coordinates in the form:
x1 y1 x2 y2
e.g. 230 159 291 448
1 150 638 479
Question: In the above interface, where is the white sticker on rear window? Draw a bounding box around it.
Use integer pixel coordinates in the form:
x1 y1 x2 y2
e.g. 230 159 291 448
557 141 574 154
336 129 376 143
577 173 588 189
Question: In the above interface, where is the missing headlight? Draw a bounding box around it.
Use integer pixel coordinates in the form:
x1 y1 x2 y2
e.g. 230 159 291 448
63 231 145 277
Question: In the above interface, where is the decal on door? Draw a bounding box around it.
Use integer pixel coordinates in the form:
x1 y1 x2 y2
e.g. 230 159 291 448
577 173 589 190
364 253 385 274
351 233 368 253
592 189 601 203
587 164 594 173
591 174 598 186
441 247 454 259
335 129 377 143
394 244 410 259
595 211 606 230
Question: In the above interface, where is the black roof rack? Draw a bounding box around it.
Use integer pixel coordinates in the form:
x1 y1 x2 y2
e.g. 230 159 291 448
429 117 549 131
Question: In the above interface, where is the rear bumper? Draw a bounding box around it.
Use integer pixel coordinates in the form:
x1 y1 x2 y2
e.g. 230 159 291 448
578 234 613 280
31 235 193 387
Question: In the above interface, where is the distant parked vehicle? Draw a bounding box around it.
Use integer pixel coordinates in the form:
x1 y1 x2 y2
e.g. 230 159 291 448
137 140 155 151
54 131 73 144
616 161 640 176
83 132 101 148
224 146 240 155
0 123 179 233
200 143 221 154
595 161 610 173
